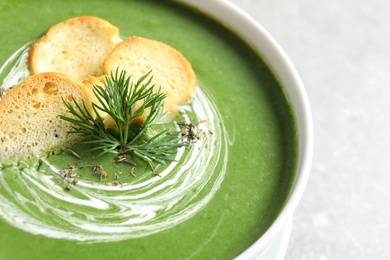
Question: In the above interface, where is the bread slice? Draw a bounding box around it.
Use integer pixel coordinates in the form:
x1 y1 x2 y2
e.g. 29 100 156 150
0 72 92 160
103 36 197 118
83 75 106 113
28 16 122 82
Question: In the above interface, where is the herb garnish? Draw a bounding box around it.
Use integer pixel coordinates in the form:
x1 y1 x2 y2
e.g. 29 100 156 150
60 69 185 172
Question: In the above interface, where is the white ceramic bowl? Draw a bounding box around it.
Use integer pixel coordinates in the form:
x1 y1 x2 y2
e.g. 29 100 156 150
182 0 313 258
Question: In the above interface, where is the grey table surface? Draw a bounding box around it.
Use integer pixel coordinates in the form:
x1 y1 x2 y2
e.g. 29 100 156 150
226 0 390 259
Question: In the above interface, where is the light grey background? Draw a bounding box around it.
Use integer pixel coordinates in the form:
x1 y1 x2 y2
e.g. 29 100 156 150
227 0 390 259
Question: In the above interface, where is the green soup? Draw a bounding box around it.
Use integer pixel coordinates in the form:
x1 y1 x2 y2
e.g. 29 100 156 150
0 0 297 259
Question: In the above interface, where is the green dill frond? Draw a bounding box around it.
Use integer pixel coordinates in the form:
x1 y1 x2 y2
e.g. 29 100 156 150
60 68 185 171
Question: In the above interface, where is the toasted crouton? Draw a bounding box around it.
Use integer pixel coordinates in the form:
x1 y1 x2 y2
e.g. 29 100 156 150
103 36 197 118
28 16 122 82
0 72 92 160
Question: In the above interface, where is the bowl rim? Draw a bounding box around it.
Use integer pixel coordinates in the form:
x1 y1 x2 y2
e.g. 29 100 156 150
180 0 313 258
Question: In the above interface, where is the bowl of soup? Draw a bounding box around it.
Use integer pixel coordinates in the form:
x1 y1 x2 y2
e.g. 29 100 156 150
0 0 312 259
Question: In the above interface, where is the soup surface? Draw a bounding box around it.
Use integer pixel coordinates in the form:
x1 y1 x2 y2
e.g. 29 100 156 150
0 0 297 259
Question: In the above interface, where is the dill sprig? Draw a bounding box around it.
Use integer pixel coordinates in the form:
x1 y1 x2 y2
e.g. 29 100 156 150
120 130 184 171
60 69 184 171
